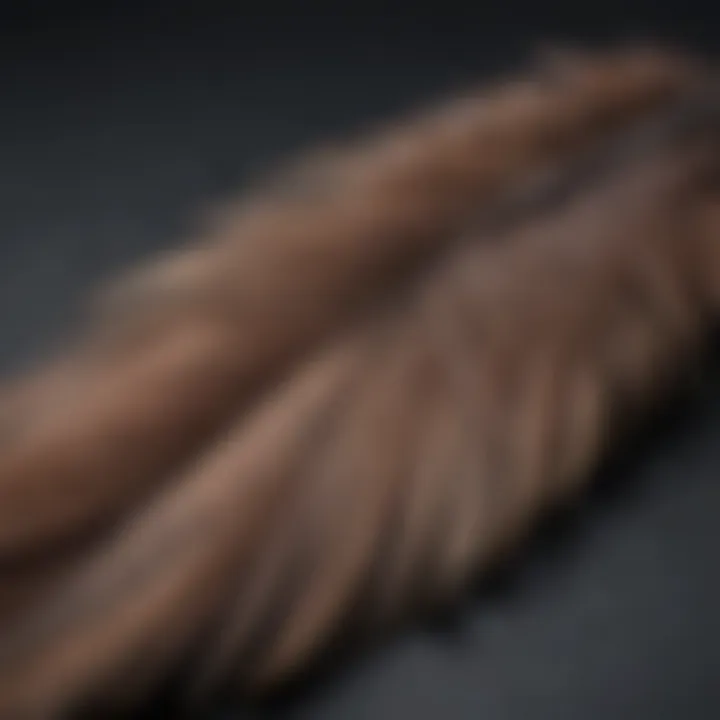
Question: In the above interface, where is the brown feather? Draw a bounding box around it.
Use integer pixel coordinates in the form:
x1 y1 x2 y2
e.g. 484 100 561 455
0 46 718 718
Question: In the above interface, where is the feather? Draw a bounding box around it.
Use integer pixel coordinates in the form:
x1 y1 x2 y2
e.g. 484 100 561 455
0 46 717 718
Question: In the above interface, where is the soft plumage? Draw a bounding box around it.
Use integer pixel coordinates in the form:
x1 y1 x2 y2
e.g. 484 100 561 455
0 46 717 718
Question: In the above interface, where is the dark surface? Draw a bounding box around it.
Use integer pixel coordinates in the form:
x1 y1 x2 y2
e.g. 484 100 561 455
0 4 718 719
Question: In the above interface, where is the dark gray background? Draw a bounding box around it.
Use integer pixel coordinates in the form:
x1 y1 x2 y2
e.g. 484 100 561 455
0 3 718 718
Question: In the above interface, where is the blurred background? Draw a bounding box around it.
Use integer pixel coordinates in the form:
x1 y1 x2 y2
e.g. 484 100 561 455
0 2 718 718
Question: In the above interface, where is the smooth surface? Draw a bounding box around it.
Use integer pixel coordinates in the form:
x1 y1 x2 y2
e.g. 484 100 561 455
0 5 718 718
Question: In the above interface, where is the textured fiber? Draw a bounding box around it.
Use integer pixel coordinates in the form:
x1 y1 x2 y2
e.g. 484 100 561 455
0 46 718 718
